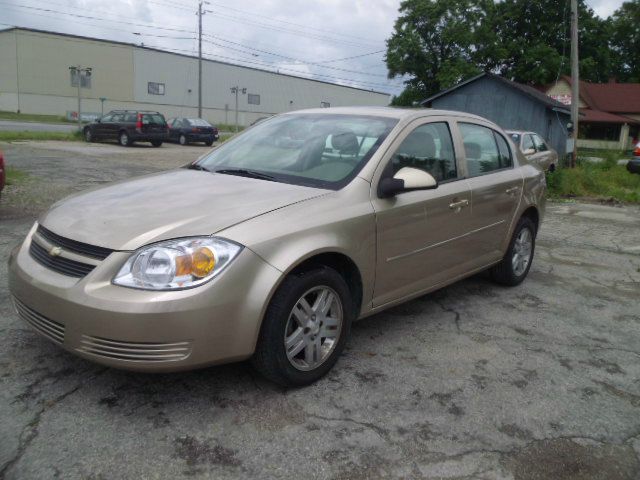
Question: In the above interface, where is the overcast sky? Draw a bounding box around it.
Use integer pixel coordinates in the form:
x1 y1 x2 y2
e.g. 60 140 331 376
0 0 625 95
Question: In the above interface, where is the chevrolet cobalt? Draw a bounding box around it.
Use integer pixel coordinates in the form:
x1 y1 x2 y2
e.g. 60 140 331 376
9 107 546 386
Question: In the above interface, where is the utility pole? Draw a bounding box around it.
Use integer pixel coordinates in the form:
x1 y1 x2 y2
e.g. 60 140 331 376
230 86 246 132
69 65 92 129
570 0 579 168
197 1 205 118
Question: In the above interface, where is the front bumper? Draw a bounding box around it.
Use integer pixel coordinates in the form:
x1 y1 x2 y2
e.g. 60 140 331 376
8 227 281 372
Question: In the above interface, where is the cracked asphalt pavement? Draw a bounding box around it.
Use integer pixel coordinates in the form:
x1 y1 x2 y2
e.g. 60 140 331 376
1 141 639 479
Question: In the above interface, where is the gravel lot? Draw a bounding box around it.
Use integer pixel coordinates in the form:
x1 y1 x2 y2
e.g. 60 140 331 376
1 141 639 480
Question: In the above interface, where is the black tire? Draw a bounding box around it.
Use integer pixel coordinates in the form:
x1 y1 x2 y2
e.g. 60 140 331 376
83 128 93 143
151 140 163 147
118 131 131 147
490 216 536 286
252 267 353 387
548 163 556 173
205 139 214 146
179 134 187 146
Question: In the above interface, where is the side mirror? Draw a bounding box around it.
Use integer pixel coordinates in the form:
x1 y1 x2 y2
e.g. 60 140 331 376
378 167 438 198
523 148 535 156
96 118 101 123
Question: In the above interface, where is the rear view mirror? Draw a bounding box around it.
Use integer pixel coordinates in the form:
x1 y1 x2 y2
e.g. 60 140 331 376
378 167 438 198
523 148 535 156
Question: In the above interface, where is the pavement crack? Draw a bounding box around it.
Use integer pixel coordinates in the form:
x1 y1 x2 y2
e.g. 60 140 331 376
0 367 108 478
307 413 390 440
434 299 461 334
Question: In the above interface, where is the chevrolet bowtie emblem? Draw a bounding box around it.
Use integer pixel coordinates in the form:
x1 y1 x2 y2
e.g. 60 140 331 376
49 246 63 257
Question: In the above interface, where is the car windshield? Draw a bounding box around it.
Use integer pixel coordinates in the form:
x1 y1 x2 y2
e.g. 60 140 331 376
188 119 211 127
196 114 398 189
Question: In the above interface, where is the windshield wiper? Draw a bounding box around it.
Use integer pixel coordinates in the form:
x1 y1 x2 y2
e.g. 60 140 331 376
215 168 277 181
186 163 211 172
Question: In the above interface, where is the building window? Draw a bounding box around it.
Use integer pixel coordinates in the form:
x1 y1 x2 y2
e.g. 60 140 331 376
248 94 260 105
70 71 91 88
321 101 330 108
148 82 165 95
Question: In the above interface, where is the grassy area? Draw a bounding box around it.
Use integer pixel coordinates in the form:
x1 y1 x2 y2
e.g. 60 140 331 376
5 166 29 186
0 130 82 142
215 123 246 132
0 110 77 124
547 150 640 203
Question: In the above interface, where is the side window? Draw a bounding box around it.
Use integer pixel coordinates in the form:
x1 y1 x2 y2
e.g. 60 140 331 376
389 122 457 182
459 123 507 176
494 132 513 169
533 134 548 152
522 134 535 152
111 114 124 123
124 113 137 123
100 114 113 122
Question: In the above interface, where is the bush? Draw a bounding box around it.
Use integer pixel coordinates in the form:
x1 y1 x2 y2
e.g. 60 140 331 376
547 151 640 203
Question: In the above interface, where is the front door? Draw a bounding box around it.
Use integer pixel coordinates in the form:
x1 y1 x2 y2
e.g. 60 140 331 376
371 119 476 307
457 122 523 266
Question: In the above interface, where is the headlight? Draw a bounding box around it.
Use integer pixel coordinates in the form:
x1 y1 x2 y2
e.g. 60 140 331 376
113 237 242 290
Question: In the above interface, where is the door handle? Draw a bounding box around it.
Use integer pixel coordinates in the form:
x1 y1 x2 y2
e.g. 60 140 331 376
449 199 469 212
505 186 520 196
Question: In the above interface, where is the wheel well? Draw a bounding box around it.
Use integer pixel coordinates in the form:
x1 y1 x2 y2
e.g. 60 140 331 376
521 206 539 233
290 253 363 318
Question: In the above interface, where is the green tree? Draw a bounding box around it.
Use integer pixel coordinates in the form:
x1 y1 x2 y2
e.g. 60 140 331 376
385 0 502 104
611 0 640 82
495 0 613 84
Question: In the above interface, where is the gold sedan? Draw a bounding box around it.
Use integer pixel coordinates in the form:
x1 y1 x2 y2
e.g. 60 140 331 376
9 107 546 386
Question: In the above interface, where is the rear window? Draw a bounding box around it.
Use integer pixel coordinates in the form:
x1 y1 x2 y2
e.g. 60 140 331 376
188 119 211 127
142 114 166 125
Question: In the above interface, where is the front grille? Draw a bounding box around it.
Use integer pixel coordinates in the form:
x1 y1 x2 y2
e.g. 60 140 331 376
29 240 95 278
78 336 192 362
37 225 113 260
13 297 65 345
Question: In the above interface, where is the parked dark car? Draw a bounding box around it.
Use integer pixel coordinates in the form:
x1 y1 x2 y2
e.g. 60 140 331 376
83 110 169 147
628 142 640 174
0 150 5 198
167 118 219 146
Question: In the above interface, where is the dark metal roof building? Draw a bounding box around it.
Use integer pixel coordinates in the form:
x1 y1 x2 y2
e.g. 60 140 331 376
422 73 571 156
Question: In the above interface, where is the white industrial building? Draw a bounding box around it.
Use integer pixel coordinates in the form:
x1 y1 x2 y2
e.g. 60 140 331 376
0 28 391 125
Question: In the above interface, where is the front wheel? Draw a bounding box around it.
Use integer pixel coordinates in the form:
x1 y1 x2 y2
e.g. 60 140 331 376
491 216 536 286
83 128 93 142
252 267 353 387
179 134 187 146
151 140 163 147
205 139 214 146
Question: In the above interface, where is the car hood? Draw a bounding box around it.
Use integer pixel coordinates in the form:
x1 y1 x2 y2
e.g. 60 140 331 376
39 169 328 251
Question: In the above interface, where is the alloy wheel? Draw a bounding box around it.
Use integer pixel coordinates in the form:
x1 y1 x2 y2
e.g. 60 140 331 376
284 286 343 371
512 227 533 276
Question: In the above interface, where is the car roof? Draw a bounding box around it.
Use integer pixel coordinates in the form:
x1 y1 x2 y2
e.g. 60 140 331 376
284 106 495 123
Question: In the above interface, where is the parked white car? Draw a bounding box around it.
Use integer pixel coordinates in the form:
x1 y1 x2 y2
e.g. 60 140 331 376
506 131 558 172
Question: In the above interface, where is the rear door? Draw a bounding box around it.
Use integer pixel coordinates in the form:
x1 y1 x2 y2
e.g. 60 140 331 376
142 113 167 136
371 117 476 307
108 113 125 139
457 122 523 266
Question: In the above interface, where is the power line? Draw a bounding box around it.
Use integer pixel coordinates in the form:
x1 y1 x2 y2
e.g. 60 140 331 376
201 36 389 77
204 11 381 48
204 0 381 45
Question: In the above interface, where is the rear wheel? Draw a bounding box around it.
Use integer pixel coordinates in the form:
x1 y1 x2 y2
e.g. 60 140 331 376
179 134 187 146
83 128 93 142
548 163 556 172
151 140 163 147
119 131 131 147
252 267 353 387
491 216 536 286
